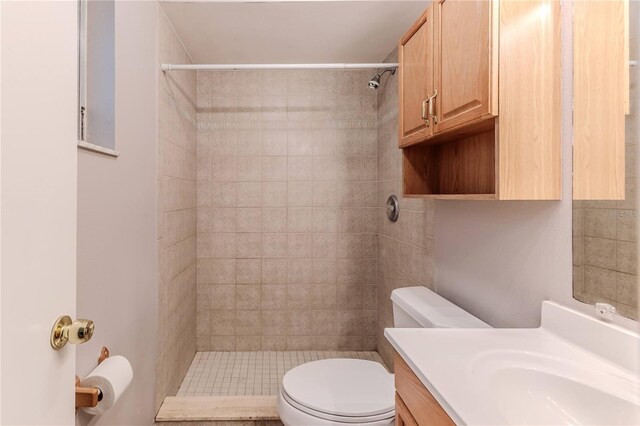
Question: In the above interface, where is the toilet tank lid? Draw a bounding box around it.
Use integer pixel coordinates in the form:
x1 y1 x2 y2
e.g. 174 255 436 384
391 287 491 328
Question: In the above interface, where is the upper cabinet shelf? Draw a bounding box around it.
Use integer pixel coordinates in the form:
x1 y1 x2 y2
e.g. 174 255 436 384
399 0 561 200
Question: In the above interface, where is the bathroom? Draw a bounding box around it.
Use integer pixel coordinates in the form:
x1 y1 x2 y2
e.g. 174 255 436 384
0 0 637 425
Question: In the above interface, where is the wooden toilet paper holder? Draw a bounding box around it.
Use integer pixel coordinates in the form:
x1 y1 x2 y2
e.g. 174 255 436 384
75 346 109 410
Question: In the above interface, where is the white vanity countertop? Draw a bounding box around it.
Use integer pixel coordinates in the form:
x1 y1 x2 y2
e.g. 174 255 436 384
384 302 640 425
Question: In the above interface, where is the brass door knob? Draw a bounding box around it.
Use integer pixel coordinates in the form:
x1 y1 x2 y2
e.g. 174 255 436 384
50 315 95 349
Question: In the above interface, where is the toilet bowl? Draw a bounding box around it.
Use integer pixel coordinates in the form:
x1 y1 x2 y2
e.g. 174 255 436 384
277 359 395 426
277 286 491 426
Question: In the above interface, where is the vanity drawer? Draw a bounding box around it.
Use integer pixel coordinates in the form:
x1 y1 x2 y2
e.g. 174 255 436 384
394 354 455 426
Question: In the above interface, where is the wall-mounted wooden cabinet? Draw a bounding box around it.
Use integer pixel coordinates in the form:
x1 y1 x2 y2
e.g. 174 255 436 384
399 0 561 200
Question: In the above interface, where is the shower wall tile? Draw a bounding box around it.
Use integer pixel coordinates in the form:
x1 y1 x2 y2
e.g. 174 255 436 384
197 69 377 350
156 7 198 410
375 50 436 370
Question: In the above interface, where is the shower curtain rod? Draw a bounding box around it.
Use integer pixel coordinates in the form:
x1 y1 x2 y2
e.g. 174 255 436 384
161 63 399 71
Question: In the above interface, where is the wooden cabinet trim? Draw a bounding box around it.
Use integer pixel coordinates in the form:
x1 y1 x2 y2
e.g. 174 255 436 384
394 354 455 426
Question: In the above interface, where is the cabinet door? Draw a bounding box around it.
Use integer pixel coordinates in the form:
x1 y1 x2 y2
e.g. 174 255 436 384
434 0 496 134
395 394 419 426
398 6 434 147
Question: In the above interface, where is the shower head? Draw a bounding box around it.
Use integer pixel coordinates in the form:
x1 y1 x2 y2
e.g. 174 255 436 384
368 74 381 90
368 68 396 90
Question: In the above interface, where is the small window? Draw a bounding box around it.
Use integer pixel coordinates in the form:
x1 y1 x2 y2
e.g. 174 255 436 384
78 0 117 156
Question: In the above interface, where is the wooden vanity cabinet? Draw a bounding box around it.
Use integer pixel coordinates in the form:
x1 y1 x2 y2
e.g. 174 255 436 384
399 0 562 200
394 355 455 426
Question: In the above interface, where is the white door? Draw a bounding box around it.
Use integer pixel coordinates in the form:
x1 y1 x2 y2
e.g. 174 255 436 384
1 1 78 424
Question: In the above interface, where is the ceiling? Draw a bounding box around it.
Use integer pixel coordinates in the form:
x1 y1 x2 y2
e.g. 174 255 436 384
159 1 428 64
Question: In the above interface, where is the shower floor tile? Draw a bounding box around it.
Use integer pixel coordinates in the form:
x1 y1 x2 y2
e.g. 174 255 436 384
177 351 385 397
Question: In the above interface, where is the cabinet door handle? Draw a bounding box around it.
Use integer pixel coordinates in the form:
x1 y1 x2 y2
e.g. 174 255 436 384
429 90 438 124
421 98 430 127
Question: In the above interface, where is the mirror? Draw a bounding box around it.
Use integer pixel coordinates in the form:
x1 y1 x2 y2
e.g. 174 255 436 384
573 1 638 320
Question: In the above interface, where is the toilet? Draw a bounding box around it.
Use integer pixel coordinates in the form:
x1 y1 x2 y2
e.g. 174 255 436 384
277 286 491 426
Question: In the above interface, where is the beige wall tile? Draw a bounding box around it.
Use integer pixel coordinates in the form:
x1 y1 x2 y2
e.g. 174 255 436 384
261 285 287 310
287 207 314 232
211 285 235 309
237 182 262 207
212 259 236 284
211 182 237 207
212 233 237 258
157 13 197 405
287 182 314 206
288 157 313 181
211 156 237 181
313 233 337 258
262 233 287 258
237 259 261 284
211 208 236 233
616 272 638 307
197 69 387 351
262 183 287 208
584 266 617 300
236 286 261 309
262 157 287 181
211 310 235 335
617 213 638 242
584 237 616 269
584 209 617 239
237 233 262 258
237 156 262 182
261 259 287 284
287 233 313 258
263 130 287 156
237 208 262 233
617 241 638 275
210 130 237 157
287 259 313 284
237 129 262 156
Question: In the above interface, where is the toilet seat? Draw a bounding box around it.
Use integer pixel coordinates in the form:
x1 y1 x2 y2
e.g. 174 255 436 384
281 388 395 423
280 359 395 424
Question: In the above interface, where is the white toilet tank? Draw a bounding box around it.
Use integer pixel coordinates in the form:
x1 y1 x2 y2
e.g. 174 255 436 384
391 286 490 328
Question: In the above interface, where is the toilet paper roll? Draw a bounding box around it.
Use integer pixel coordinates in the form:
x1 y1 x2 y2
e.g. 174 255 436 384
80 355 133 415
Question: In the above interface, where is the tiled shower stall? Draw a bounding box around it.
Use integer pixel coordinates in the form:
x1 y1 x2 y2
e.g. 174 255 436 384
156 9 436 403
195 68 379 352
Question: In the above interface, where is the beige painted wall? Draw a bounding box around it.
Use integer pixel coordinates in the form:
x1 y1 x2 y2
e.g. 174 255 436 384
76 2 158 425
